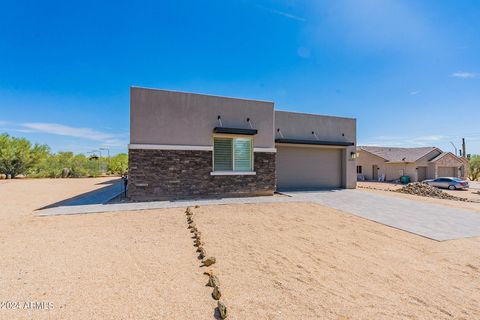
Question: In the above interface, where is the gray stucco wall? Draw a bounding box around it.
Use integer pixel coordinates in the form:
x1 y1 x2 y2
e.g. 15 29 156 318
275 111 356 143
130 87 275 148
274 111 357 189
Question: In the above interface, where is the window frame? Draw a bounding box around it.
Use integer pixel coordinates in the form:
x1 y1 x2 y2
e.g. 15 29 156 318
211 133 255 175
356 165 362 174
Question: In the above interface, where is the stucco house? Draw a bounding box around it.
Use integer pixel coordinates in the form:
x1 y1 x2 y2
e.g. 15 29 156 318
357 146 467 182
128 87 357 201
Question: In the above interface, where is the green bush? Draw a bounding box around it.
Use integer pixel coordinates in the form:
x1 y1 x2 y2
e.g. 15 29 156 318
468 155 480 181
0 133 127 178
31 152 111 178
0 133 49 178
107 153 128 174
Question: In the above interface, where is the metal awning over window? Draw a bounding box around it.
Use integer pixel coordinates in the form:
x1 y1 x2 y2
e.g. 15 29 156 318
275 138 354 147
213 127 258 135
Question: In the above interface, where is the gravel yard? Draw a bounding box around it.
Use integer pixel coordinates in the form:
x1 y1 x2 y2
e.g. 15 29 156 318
0 178 212 320
1 178 479 319
193 203 480 319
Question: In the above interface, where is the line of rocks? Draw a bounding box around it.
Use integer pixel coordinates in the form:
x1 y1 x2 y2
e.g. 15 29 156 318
185 206 228 319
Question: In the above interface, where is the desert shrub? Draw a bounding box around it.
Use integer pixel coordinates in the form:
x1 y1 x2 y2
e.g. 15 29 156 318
32 152 107 178
1 133 125 178
107 153 128 174
468 155 480 181
0 133 50 178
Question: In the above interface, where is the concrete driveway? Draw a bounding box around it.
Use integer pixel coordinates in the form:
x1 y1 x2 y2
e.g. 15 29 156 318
284 189 480 241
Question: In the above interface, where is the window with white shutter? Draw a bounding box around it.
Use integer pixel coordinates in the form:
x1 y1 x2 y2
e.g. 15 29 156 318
213 136 253 172
213 138 233 171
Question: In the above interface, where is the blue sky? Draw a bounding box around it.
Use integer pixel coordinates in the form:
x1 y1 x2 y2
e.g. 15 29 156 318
1 0 479 155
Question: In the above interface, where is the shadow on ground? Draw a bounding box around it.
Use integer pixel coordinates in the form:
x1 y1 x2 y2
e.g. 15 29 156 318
37 178 124 210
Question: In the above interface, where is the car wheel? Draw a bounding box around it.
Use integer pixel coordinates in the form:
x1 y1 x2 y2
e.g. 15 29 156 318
448 185 456 190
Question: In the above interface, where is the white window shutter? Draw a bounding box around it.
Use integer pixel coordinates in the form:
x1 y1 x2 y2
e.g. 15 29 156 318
233 138 253 171
213 138 233 171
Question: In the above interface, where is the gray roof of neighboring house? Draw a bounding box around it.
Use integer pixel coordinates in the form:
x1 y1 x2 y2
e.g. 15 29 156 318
358 146 439 162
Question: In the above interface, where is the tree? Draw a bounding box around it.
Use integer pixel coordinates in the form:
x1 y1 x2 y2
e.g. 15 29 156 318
1 133 125 178
0 133 50 178
31 152 106 178
107 153 128 174
468 155 480 181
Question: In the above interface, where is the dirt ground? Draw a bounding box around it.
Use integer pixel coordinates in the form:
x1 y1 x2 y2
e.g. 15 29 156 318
194 203 480 319
1 178 480 319
0 178 213 320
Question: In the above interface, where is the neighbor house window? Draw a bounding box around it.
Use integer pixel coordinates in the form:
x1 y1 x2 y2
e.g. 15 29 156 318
213 137 253 172
356 165 362 174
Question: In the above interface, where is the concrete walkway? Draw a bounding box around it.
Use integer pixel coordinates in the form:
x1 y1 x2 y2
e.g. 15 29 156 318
36 194 302 216
39 178 124 209
285 189 480 241
59 179 124 206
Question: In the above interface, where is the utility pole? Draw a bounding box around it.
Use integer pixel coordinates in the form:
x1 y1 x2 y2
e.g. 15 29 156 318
449 141 458 156
462 138 466 158
100 147 110 158
99 147 110 176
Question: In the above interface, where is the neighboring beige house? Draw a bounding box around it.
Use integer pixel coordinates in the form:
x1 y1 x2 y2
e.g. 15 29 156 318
357 146 467 182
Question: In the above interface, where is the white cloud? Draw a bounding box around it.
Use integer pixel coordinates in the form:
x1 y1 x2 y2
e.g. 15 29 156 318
409 90 421 96
256 5 306 22
21 122 128 147
101 139 127 148
0 121 35 134
412 135 445 142
22 122 109 140
451 71 477 79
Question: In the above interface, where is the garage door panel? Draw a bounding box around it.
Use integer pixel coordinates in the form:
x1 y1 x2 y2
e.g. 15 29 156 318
417 166 427 181
438 167 457 178
276 146 342 190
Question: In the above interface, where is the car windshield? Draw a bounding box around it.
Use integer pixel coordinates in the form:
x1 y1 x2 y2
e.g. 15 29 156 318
452 178 463 181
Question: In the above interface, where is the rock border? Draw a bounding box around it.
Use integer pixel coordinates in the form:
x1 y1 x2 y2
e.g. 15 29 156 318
185 206 228 319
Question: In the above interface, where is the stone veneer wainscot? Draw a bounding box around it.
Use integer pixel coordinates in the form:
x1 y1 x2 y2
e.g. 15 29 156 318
128 149 276 201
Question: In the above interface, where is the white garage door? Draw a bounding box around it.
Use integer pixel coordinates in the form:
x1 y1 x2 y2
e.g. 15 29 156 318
276 145 343 190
